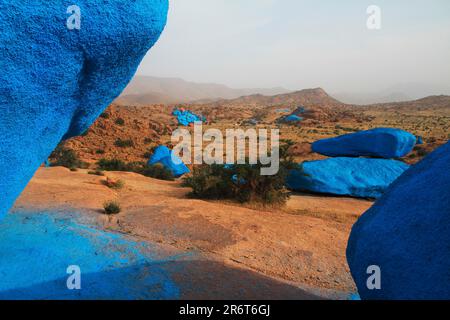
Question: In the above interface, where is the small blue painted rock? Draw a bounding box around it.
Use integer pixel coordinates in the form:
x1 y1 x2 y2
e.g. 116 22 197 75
286 157 409 199
0 1 168 217
347 141 450 300
312 128 416 159
148 146 190 178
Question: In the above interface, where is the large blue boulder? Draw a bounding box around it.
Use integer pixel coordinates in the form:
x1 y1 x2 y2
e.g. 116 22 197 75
286 158 409 199
148 146 190 178
0 1 168 217
312 128 416 159
347 142 450 300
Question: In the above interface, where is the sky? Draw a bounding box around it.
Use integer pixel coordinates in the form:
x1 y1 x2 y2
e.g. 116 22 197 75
137 0 450 94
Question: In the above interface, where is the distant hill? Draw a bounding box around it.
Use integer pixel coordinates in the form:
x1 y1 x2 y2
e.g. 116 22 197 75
208 88 345 108
116 76 289 105
363 95 450 111
334 83 450 105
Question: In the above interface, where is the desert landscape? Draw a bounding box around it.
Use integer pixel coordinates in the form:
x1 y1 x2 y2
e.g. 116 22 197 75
9 85 448 299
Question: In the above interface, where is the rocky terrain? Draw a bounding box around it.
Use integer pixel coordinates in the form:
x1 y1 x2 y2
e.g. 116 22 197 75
63 89 450 166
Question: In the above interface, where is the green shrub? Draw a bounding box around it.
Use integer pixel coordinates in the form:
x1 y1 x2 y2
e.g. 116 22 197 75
88 170 105 176
103 201 121 215
142 151 153 159
103 178 125 190
95 149 105 155
115 118 125 126
96 159 174 181
183 143 295 205
50 145 88 169
97 159 130 171
114 138 134 148
139 163 175 181
100 112 110 119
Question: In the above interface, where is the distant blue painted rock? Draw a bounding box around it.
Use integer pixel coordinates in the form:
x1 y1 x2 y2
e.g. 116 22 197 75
347 141 450 300
285 115 303 122
286 158 409 198
0 1 168 217
312 128 416 158
173 109 204 126
148 146 190 178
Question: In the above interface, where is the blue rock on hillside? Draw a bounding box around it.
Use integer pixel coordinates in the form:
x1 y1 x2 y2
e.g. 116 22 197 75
0 1 168 217
312 128 416 159
347 141 450 300
286 158 409 199
173 109 205 126
148 146 190 178
285 115 303 122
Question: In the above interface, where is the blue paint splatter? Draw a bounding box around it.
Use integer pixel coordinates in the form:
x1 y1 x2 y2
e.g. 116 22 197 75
0 211 180 300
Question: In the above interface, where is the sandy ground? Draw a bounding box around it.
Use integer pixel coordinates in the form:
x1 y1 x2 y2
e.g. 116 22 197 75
13 167 373 299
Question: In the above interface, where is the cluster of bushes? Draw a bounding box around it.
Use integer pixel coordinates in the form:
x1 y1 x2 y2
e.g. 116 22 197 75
49 145 88 170
114 138 134 148
96 158 174 181
182 145 295 205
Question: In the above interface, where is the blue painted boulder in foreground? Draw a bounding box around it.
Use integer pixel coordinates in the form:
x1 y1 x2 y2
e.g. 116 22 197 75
0 1 168 217
347 142 450 300
0 211 180 299
312 128 416 159
286 158 409 198
149 146 190 178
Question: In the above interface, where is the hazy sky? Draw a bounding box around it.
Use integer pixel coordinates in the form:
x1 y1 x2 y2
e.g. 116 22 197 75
137 0 450 93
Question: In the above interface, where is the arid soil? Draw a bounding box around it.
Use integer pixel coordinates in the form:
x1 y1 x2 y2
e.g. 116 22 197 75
14 167 373 299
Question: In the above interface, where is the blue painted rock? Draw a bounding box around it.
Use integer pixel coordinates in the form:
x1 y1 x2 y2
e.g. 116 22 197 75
285 114 303 122
286 157 409 199
312 128 416 158
347 141 450 300
173 109 203 126
148 146 190 178
0 1 168 217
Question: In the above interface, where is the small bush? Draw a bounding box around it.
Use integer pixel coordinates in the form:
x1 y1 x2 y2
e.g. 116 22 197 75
97 159 130 171
50 145 88 169
139 163 175 181
100 112 110 119
143 151 153 159
103 178 125 190
144 137 153 144
96 159 174 181
88 170 105 176
95 149 105 155
103 201 121 215
114 138 134 148
115 118 125 126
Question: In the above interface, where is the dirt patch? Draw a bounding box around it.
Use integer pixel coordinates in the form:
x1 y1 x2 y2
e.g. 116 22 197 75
15 167 374 296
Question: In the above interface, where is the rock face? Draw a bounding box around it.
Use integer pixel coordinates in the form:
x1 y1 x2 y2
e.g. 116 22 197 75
286 158 409 199
312 128 416 159
0 1 168 217
149 146 190 178
347 142 450 300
